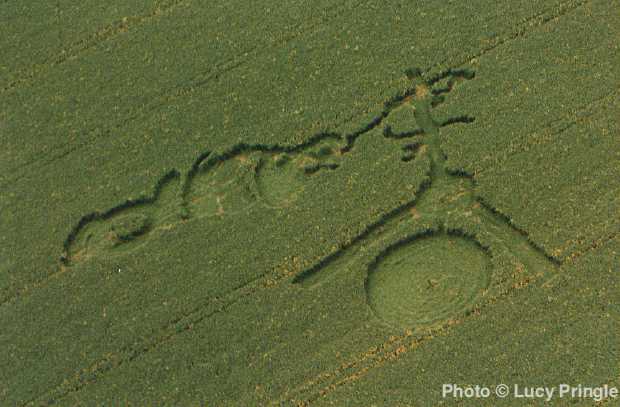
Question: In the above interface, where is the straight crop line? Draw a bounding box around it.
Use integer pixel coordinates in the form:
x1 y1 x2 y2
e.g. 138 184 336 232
24 187 428 405
466 90 618 263
0 0 371 189
471 90 618 172
23 253 318 406
562 230 620 264
0 53 249 189
283 229 618 404
429 0 591 74
7 1 596 402
0 137 88 192
280 264 558 405
1 0 584 186
1 0 191 94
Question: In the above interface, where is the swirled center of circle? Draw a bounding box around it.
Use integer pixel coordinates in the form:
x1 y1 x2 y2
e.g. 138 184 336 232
366 234 490 327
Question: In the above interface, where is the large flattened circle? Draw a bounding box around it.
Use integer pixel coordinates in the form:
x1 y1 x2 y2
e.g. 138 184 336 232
366 233 490 328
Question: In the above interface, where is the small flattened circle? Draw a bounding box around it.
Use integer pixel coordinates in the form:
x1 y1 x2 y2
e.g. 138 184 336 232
366 233 490 328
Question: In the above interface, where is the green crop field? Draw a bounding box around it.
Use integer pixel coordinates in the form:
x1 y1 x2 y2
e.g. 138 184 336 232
1 0 618 406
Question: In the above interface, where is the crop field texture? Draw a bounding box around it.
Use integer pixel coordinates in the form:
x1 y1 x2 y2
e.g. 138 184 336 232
0 0 618 406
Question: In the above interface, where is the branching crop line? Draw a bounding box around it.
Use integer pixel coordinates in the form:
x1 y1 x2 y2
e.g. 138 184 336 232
1 0 586 188
6 0 605 404
11 87 612 403
278 66 565 403
2 63 602 309
3 67 471 308
24 68 472 405
14 76 610 407
26 53 605 404
3 66 475 309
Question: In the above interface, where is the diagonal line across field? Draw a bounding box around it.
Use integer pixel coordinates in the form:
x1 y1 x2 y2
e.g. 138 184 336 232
6 79 601 310
428 0 590 74
1 0 189 94
474 90 617 172
25 93 612 406
0 0 588 190
10 0 603 404
281 266 554 404
288 234 619 405
278 231 619 404
0 62 617 312
12 2 600 404
0 0 372 189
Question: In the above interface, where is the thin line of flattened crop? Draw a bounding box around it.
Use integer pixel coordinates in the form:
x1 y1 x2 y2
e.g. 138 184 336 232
562 230 620 264
25 189 429 406
469 90 617 172
27 247 355 405
0 52 240 188
278 225 538 402
2 68 428 306
1 0 581 184
33 152 543 404
0 0 191 94
12 3 596 404
0 0 372 188
288 212 619 404
282 270 540 405
1 57 402 309
287 259 572 404
429 0 590 74
0 54 249 188
4 0 594 360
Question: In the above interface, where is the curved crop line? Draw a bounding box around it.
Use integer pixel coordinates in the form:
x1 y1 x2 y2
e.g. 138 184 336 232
294 70 479 285
0 1 600 404
3 0 584 188
198 4 607 402
279 64 572 403
27 182 436 406
284 223 561 404
280 252 546 405
1 131 355 306
23 59 569 404
16 65 551 404
60 169 181 265
2 0 373 185
305 266 560 402
62 133 348 266
362 227 438 289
